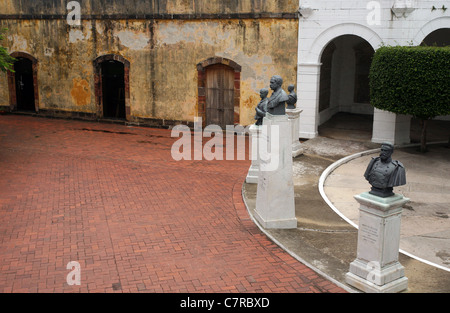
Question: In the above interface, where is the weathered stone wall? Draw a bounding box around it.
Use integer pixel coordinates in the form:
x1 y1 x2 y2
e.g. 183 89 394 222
0 0 298 126
1 0 298 15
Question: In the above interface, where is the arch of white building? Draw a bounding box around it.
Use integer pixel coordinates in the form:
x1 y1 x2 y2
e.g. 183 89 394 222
307 23 384 64
412 16 450 45
297 23 384 139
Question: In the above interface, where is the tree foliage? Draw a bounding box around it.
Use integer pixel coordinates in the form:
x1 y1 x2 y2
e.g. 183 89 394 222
0 28 16 72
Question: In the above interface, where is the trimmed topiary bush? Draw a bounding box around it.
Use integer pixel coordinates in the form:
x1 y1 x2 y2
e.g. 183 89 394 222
369 45 450 151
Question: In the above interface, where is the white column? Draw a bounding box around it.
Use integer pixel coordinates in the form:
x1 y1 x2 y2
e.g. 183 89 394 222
372 108 411 145
246 124 261 184
286 108 303 157
346 192 409 293
255 113 297 229
297 63 321 139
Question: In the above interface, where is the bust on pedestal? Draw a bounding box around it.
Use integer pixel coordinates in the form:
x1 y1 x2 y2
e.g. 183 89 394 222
285 84 303 157
286 84 297 110
246 89 269 184
254 88 268 126
346 142 409 293
255 76 296 229
363 143 406 198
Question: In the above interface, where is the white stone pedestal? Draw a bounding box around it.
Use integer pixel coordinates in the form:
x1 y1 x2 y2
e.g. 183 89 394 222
372 109 411 145
246 124 261 184
346 192 410 293
254 113 297 229
286 108 303 157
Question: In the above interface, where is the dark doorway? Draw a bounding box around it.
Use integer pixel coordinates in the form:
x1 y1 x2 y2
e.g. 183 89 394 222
319 42 336 112
421 28 450 47
14 57 35 112
318 35 374 137
353 40 374 104
205 64 235 128
101 60 126 119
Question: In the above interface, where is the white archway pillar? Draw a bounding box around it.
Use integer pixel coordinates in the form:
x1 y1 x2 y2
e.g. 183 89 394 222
297 62 321 139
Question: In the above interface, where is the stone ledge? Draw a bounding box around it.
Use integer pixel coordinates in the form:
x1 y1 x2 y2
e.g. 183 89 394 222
0 12 299 20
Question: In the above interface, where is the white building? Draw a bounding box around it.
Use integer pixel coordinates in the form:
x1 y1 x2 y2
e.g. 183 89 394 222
296 0 450 144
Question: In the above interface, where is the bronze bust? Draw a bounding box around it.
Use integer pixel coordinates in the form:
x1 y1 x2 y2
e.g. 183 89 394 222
267 75 289 116
286 84 297 109
364 142 406 197
255 88 269 126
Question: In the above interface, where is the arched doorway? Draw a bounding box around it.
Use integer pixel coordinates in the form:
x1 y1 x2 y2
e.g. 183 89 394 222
7 52 39 112
197 57 241 128
421 28 450 46
93 54 130 121
318 35 375 140
101 60 126 119
14 58 35 112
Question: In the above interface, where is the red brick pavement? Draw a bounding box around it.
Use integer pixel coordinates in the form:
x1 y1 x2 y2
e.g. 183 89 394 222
0 115 346 293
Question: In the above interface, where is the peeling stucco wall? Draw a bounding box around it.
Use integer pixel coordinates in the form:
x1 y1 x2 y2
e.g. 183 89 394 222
70 77 91 106
149 18 298 125
1 0 298 15
0 1 298 126
0 19 97 113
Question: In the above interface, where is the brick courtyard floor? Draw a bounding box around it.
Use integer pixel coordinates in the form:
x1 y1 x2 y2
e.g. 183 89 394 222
0 115 345 293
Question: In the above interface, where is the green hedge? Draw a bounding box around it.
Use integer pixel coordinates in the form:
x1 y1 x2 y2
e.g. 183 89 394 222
369 46 450 120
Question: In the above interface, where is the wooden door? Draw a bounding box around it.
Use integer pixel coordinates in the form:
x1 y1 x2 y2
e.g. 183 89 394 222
206 64 235 128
